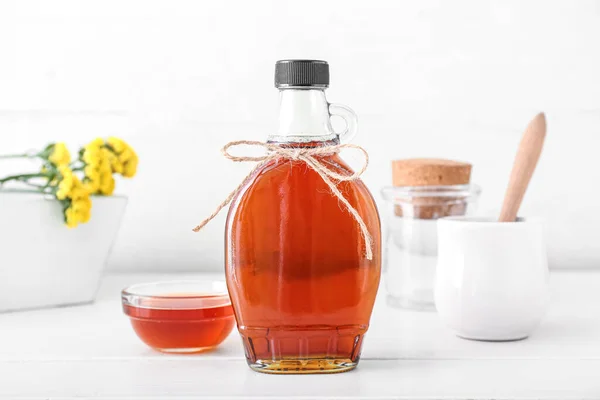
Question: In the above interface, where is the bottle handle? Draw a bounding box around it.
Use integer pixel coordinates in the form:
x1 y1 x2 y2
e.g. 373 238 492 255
329 103 358 143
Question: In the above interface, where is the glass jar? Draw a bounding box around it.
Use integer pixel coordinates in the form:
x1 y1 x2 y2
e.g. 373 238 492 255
226 60 381 374
381 184 481 310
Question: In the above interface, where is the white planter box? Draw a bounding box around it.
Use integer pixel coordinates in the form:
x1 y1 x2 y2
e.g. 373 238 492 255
0 191 127 312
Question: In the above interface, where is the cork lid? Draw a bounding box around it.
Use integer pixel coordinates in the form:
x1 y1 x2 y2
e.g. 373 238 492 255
392 158 472 187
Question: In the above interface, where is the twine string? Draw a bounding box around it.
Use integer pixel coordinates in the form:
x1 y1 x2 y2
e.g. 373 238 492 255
192 140 373 260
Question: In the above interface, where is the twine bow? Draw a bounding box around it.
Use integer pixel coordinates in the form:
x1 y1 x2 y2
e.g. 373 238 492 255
193 140 373 260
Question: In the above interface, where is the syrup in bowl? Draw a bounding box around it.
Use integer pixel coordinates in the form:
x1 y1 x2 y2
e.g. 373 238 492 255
122 281 235 353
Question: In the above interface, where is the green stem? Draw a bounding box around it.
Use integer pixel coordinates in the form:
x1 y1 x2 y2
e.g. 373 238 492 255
22 181 49 190
0 180 51 195
0 173 47 185
0 154 33 159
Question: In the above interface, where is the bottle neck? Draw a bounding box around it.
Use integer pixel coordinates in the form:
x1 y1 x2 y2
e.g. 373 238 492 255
269 88 336 143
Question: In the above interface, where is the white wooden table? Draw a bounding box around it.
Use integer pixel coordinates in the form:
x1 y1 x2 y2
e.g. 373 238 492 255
1 271 599 399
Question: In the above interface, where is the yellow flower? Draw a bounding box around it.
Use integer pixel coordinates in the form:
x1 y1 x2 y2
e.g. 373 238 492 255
99 171 115 195
55 166 74 200
65 207 79 228
100 148 112 171
79 137 137 197
83 166 100 193
122 154 138 178
81 139 110 194
84 165 100 183
63 182 92 228
82 148 101 166
79 208 91 223
107 137 127 153
70 185 88 201
107 137 138 178
118 147 133 163
48 143 71 167
72 197 92 223
83 181 98 193
82 140 102 166
64 198 92 228
88 138 104 148
107 151 123 174
52 165 92 228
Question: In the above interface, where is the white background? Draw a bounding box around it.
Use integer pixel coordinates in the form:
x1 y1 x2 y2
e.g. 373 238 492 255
1 0 599 271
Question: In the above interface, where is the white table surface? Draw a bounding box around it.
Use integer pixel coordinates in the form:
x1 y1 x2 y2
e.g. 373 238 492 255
1 270 599 399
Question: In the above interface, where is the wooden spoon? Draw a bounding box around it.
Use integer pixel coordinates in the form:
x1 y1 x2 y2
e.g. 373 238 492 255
498 113 547 222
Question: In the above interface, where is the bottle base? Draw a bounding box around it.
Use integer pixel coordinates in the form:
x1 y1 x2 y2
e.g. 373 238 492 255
239 324 367 374
248 358 358 374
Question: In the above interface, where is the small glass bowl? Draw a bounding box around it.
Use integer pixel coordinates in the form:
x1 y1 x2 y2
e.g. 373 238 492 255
122 281 235 353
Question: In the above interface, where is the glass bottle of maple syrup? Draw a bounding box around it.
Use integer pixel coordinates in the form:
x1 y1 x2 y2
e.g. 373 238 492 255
225 60 381 374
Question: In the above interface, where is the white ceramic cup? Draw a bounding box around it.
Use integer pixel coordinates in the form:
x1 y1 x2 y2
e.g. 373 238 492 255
435 216 549 341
